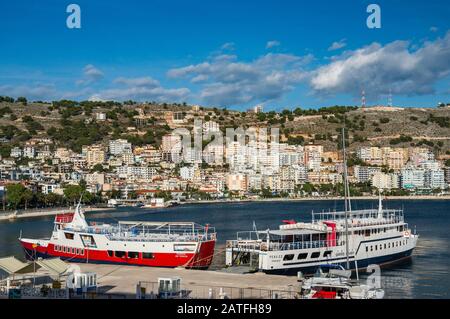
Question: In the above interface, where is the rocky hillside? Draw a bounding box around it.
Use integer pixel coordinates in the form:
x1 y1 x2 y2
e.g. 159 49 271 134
0 99 449 157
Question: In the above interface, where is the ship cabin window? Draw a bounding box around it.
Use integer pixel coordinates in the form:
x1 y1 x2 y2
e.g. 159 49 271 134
365 230 370 237
323 251 332 258
63 246 67 253
388 243 391 248
55 245 59 252
380 244 382 250
370 246 373 252
298 253 308 260
366 246 369 252
283 254 295 261
384 244 387 249
375 245 378 251
80 249 84 255
143 252 155 259
128 252 139 259
311 252 320 259
64 232 74 240
107 250 114 257
115 251 126 258
384 228 387 233
81 235 97 248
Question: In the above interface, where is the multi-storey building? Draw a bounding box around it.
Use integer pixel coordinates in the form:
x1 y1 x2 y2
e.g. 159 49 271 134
109 139 132 156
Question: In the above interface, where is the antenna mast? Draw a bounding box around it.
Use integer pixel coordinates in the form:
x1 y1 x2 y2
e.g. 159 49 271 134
342 127 350 270
361 90 366 109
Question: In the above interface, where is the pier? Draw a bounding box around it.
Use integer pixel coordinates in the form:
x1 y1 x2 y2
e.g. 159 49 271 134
0 207 111 222
76 263 300 299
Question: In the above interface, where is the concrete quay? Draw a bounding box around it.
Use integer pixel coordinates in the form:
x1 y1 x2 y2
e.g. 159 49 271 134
77 263 300 299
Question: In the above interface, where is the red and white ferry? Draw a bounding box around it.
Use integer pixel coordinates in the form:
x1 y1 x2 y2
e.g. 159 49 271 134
19 204 216 269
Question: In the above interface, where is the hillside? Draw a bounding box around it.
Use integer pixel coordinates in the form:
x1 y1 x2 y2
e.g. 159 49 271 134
0 99 449 157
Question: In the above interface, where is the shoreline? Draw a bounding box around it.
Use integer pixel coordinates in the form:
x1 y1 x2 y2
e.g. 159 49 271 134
181 195 450 206
0 206 110 222
1 195 448 222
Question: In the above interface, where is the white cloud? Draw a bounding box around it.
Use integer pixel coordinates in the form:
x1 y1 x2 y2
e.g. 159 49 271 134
0 84 57 101
167 52 312 106
77 64 104 85
328 39 347 51
114 76 160 88
266 40 281 49
310 31 450 99
221 42 235 51
90 76 190 102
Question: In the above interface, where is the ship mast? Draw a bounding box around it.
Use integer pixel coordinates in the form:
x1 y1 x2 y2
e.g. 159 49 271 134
341 127 350 270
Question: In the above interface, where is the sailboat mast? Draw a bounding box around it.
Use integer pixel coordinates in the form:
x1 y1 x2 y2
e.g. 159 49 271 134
342 127 350 270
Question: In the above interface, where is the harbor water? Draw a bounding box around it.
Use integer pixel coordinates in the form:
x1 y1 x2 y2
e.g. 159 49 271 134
0 199 448 299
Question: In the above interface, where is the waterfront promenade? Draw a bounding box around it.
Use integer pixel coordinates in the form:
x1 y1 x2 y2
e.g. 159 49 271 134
0 207 110 222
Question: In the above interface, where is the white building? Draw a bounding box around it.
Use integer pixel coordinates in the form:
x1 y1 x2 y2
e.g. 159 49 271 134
401 168 425 189
180 166 195 181
23 146 36 159
109 139 132 156
10 147 22 158
425 169 446 190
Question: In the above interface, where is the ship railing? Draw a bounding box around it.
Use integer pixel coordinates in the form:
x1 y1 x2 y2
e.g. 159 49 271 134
105 233 217 243
268 240 330 251
227 239 344 251
313 209 404 222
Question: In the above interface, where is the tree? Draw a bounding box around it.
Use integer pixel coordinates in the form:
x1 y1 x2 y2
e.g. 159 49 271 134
17 97 27 105
6 184 27 209
22 189 33 210
63 185 83 205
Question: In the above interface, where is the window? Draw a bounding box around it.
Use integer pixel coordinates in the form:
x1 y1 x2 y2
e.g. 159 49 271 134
323 251 332 258
55 245 59 252
366 246 369 252
107 250 114 257
384 244 387 249
115 251 126 258
380 244 382 250
80 249 84 255
375 245 378 251
370 246 373 252
283 254 295 261
174 244 196 252
297 253 308 260
311 252 320 258
64 233 75 240
128 252 139 259
143 252 154 259
81 235 97 248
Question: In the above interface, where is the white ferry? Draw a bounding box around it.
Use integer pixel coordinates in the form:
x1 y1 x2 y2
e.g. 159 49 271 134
19 204 216 269
225 197 418 274
226 128 418 275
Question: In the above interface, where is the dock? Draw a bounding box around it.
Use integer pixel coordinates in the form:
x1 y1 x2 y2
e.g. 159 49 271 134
77 263 301 299
0 207 111 222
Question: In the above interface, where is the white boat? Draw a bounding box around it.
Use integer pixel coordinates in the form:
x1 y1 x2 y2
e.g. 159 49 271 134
299 266 385 299
225 128 419 275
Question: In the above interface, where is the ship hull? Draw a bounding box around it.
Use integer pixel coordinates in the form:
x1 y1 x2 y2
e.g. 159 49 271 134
20 238 216 269
263 248 414 275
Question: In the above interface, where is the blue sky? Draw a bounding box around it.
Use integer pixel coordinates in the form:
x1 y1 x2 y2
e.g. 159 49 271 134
0 0 449 110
